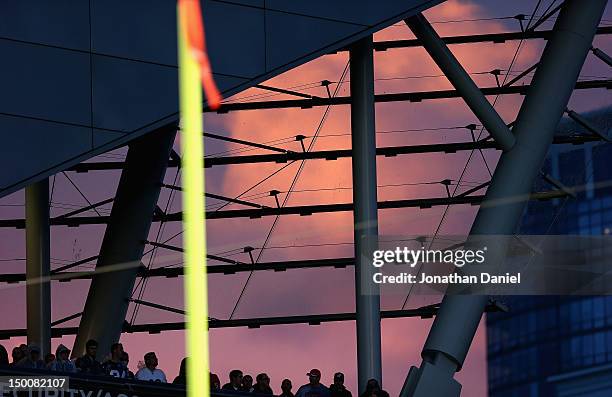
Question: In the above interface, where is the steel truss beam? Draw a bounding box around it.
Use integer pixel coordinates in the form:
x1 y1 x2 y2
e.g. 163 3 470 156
0 190 569 228
205 79 609 113
370 26 612 51
0 303 503 339
67 133 604 172
0 257 354 283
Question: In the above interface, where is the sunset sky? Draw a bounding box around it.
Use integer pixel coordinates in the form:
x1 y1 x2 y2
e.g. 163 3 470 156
0 1 611 396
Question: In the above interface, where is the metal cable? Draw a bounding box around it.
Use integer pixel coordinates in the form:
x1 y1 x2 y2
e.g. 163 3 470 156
227 62 350 319
61 172 102 217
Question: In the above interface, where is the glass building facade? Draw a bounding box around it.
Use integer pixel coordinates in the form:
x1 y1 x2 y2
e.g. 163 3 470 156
487 107 612 397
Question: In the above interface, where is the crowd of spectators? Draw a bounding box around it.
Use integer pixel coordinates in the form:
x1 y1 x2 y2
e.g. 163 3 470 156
0 340 162 382
0 342 389 397
210 368 387 397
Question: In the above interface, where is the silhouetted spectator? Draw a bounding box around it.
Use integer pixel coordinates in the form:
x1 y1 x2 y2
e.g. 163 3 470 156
359 379 388 397
329 373 351 397
120 352 135 379
18 344 28 358
0 344 8 367
211 373 221 390
48 344 76 373
44 353 55 366
295 369 330 397
222 369 243 392
135 352 166 382
173 358 188 385
102 343 129 378
75 339 103 375
16 344 45 369
242 374 254 392
253 373 273 394
279 379 294 397
10 346 24 366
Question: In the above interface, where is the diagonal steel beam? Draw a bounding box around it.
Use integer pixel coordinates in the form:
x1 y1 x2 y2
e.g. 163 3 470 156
254 84 317 99
162 184 267 208
404 14 515 151
71 125 177 360
526 2 564 33
51 312 83 327
203 131 289 153
129 299 185 316
566 108 612 142
502 62 539 88
144 240 247 265
50 255 99 274
592 47 612 67
402 2 608 396
55 198 114 219
454 181 491 198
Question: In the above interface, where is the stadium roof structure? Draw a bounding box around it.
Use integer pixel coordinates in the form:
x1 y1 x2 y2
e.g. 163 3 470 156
1 1 611 396
0 0 444 197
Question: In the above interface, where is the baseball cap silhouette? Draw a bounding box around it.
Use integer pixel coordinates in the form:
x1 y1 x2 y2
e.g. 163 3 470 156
307 369 321 377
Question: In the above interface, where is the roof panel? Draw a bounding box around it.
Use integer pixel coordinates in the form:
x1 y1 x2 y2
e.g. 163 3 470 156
91 0 178 67
205 1 266 78
265 0 425 26
92 55 177 132
265 9 361 71
0 40 91 126
0 0 445 197
0 0 90 50
0 116 92 190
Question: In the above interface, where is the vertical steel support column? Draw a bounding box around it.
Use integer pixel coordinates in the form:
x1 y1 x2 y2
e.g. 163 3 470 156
350 35 382 394
72 126 177 359
402 1 607 396
25 178 51 356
